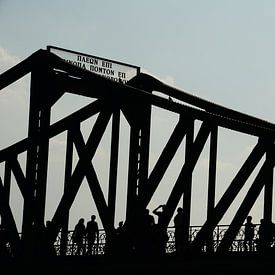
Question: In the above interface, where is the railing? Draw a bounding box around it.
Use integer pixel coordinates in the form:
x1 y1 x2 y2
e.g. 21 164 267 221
54 229 107 256
52 224 273 256
4 224 273 257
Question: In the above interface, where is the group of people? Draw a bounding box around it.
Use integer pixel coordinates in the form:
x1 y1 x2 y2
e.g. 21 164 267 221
71 205 185 257
2 210 275 258
72 211 275 257
113 205 185 256
243 215 275 252
152 205 185 255
72 215 99 255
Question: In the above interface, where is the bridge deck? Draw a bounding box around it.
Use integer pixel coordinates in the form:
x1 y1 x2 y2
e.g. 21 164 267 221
1 252 273 275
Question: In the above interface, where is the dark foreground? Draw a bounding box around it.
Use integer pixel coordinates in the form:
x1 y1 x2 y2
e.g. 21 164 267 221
1 252 274 275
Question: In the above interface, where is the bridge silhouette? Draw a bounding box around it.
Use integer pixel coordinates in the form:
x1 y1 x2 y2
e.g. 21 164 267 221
0 49 275 274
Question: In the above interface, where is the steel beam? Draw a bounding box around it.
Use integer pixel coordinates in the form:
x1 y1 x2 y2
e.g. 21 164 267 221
191 140 266 251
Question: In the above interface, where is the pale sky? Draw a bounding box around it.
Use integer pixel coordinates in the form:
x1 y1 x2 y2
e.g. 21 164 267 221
1 0 275 231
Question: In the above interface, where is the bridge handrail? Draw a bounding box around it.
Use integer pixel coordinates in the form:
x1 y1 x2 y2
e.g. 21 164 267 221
51 223 269 256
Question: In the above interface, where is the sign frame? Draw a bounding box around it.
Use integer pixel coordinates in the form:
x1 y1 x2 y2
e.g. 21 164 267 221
47 45 140 83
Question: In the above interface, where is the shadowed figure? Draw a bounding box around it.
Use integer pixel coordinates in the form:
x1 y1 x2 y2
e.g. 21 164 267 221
143 209 155 255
43 220 56 258
257 218 274 253
243 216 255 252
113 221 128 255
174 207 184 255
153 204 169 256
72 218 86 255
86 215 99 255
135 208 155 256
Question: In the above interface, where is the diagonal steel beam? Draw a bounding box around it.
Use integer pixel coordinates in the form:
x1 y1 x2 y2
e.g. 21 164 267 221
73 127 111 233
164 122 212 226
0 100 103 163
217 158 273 252
191 140 266 250
0 50 48 91
51 109 112 234
8 158 29 199
141 116 191 207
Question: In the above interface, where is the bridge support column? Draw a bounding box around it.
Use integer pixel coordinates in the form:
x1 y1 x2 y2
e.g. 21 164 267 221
124 97 152 237
21 67 52 259
263 145 274 222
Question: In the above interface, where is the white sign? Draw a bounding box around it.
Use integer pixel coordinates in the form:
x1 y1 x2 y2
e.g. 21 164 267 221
47 46 140 84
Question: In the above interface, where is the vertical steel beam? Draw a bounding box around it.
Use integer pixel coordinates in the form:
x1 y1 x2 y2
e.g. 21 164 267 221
207 126 218 216
60 128 74 256
126 126 140 222
1 160 12 245
124 100 152 226
108 110 120 227
206 126 218 251
263 144 274 222
137 105 151 199
22 68 51 258
181 118 194 250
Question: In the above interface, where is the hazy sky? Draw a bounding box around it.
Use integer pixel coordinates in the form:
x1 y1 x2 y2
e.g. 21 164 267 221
1 0 275 230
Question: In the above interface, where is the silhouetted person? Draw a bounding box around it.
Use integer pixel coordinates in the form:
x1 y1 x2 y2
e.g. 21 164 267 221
243 215 255 252
144 209 155 228
153 204 169 256
72 218 86 255
114 221 128 255
86 215 99 255
137 208 155 256
44 220 56 258
257 218 274 253
174 207 184 255
116 221 124 234
116 220 133 256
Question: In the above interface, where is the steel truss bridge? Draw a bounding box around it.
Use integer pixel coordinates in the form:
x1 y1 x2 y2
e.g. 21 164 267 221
1 49 275 271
